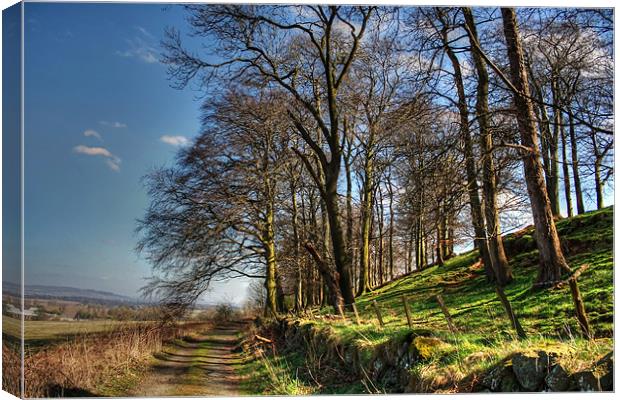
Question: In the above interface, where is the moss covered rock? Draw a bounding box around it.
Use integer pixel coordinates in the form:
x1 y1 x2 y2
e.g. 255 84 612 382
511 350 557 391
482 359 521 392
545 364 570 391
571 370 602 391
595 351 613 391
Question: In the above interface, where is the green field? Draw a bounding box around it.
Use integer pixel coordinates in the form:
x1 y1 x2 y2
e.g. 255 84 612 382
2 316 147 343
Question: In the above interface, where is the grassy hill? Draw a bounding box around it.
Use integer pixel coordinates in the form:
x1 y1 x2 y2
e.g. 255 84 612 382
311 206 613 341
247 206 614 394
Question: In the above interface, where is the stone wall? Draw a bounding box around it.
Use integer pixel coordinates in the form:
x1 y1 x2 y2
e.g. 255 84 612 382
269 318 613 393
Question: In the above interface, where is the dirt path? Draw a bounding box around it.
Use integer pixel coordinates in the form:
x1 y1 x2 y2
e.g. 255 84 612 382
129 320 249 397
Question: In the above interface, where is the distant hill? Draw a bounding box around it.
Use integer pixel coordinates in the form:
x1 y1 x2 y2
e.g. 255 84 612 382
2 282 138 305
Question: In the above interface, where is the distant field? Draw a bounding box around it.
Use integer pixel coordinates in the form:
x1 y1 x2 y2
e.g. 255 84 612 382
2 315 147 342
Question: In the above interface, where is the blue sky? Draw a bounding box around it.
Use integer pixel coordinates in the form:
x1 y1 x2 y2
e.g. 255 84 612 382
19 2 252 302
9 2 614 302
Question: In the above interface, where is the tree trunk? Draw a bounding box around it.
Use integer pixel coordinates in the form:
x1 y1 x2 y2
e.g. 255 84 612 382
568 111 585 214
527 60 554 209
290 181 303 312
415 216 426 270
436 197 446 267
276 271 286 313
501 7 571 287
436 225 445 267
444 213 453 259
594 156 604 209
406 224 414 273
307 191 321 307
387 170 395 280
376 186 385 286
325 169 355 306
358 155 374 295
264 205 278 316
463 7 512 286
344 120 355 269
304 243 344 314
591 133 604 209
560 114 573 217
549 78 561 217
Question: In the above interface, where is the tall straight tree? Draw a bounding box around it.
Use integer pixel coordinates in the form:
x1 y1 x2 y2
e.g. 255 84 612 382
433 8 495 282
568 111 585 214
500 8 570 286
462 7 512 286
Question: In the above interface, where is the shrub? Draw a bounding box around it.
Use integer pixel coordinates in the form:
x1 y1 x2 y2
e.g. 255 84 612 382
214 303 235 322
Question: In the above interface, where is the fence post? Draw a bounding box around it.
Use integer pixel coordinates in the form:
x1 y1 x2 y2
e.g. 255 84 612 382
435 294 457 333
351 303 361 325
337 303 346 321
372 300 384 327
401 295 413 329
568 275 592 339
495 286 527 339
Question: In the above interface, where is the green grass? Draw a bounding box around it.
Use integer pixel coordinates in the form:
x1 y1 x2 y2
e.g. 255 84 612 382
263 207 614 393
308 206 613 344
239 350 315 395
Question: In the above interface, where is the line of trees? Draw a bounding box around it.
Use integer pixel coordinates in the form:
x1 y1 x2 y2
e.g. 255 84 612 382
136 6 613 318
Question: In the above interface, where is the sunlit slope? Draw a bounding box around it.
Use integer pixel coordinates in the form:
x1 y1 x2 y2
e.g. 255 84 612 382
312 206 613 343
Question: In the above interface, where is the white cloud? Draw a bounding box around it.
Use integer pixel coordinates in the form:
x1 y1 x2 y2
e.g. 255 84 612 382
105 159 121 172
160 135 189 146
83 129 102 141
99 120 127 128
117 35 159 64
73 145 121 172
136 26 154 39
74 145 113 157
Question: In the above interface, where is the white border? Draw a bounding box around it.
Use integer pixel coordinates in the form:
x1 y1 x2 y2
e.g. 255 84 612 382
0 2 617 400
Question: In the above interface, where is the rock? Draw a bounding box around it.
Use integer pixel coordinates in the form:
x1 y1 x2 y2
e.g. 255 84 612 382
284 326 300 349
380 366 400 389
567 351 613 392
500 371 521 392
572 370 602 391
343 344 359 372
371 355 385 381
300 323 314 344
482 360 520 392
512 351 556 391
379 341 398 368
595 351 613 391
405 371 420 392
545 364 570 391
311 328 331 356
396 340 411 368
332 342 345 364
398 368 412 389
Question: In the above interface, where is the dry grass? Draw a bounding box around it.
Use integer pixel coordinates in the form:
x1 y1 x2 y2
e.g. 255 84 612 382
3 321 206 398
2 342 22 397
